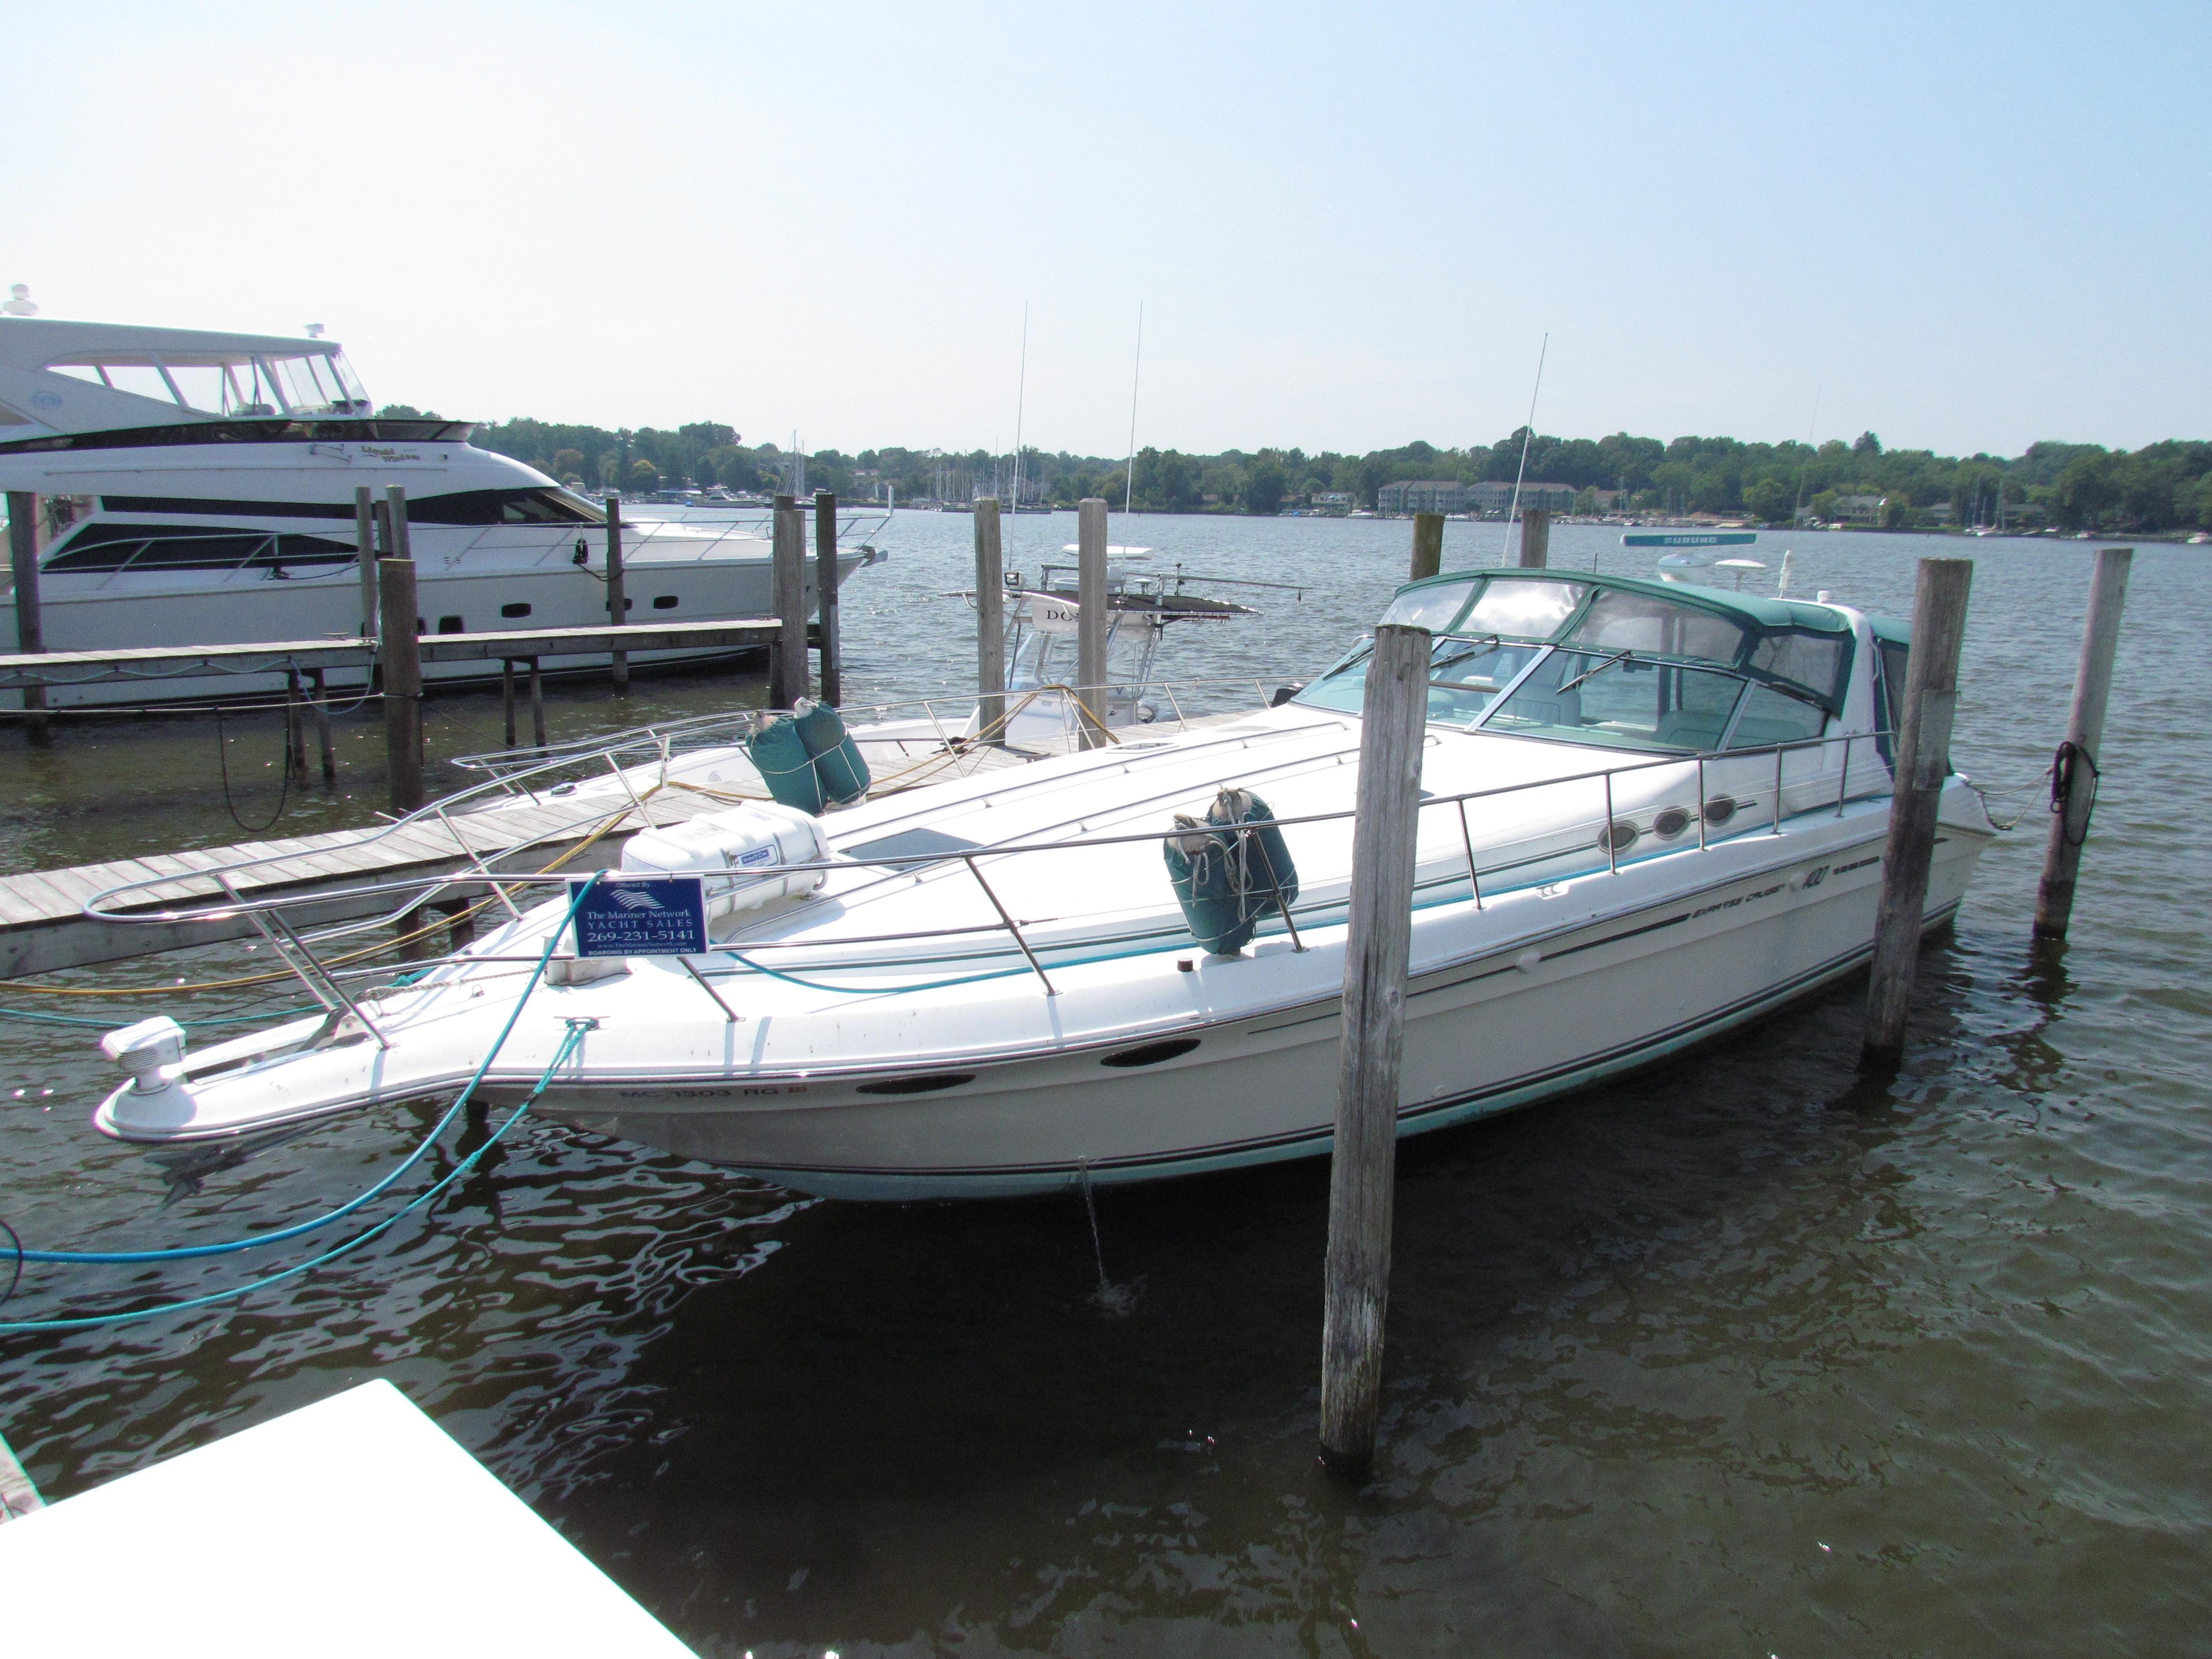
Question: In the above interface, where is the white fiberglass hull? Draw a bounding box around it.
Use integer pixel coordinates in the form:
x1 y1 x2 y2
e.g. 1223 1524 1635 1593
526 821 1980 1198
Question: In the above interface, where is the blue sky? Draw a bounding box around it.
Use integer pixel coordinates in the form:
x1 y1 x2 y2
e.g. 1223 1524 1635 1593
7 1 2205 459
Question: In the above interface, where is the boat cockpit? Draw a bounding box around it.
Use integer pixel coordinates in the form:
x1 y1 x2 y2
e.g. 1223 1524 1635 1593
1296 568 1886 757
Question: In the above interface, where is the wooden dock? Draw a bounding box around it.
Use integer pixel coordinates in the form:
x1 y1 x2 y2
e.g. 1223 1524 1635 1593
0 617 785 691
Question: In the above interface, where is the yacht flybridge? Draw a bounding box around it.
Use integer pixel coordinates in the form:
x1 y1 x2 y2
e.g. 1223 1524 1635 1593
83 568 1992 1199
0 318 881 705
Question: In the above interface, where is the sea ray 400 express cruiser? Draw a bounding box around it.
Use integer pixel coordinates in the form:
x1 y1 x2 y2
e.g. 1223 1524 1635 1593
84 568 1993 1199
0 318 881 705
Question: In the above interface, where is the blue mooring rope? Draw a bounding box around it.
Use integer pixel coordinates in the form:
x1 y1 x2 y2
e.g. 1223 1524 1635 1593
0 877 603 1331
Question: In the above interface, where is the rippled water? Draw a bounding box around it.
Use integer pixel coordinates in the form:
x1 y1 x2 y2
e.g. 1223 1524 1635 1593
2 516 2206 1656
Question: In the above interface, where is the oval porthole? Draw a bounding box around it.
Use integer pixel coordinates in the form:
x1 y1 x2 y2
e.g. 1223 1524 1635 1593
1703 795 1738 826
1597 819 1639 854
1653 805 1692 840
501 601 531 619
653 594 679 609
855 1072 975 1096
1101 1036 1201 1069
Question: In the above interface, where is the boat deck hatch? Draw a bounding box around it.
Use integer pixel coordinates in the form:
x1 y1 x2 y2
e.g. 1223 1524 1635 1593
842 827 986 865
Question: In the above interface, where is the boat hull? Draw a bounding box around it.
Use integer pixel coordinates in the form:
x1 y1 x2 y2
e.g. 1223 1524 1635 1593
528 826 1983 1200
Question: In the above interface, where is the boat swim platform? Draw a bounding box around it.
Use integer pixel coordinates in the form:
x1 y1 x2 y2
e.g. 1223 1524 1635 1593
0 727 1078 979
0 616 791 691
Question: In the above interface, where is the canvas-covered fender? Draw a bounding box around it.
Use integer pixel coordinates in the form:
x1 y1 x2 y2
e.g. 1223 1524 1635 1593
1163 787 1300 955
748 700 871 813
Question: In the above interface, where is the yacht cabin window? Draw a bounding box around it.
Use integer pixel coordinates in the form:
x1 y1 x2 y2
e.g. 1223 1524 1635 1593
42 349 371 417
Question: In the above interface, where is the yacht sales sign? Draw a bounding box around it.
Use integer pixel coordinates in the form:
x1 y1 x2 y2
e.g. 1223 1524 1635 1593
569 874 709 957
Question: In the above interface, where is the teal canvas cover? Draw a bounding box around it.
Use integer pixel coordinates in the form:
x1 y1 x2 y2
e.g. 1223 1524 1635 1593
747 704 873 813
794 703 871 806
747 715 825 813
1164 789 1301 955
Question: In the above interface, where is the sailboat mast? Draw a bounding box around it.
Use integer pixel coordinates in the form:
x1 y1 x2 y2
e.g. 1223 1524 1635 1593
1499 332 1548 562
1012 302 1029 514
1124 301 1144 519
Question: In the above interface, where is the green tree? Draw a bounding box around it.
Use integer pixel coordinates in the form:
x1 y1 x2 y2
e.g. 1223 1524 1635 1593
1744 477 1793 524
630 457 660 490
1881 493 1912 529
550 448 584 482
1243 460 1288 516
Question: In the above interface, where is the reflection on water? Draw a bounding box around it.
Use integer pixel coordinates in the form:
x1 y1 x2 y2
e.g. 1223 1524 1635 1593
2 520 2209 1654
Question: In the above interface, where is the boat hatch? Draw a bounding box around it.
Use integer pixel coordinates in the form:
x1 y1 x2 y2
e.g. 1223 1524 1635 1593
841 827 987 865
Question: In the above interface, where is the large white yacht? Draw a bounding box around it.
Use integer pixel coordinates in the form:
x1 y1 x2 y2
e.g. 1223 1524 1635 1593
86 569 1994 1200
0 318 879 705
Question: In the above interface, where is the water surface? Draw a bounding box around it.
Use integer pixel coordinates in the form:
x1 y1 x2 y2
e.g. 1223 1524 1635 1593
1 517 2205 1656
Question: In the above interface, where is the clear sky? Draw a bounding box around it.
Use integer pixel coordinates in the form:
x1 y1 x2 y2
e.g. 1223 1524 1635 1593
8 1 2206 460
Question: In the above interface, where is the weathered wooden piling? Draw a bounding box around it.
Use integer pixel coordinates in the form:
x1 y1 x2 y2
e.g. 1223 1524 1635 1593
2034 547 2132 939
309 667 335 782
6 491 48 746
1518 507 1551 569
1076 497 1109 743
284 668 308 778
501 660 519 749
1861 557 1973 1070
353 486 378 638
384 485 413 563
770 494 808 710
378 558 426 815
974 497 1006 739
1410 513 1444 582
528 657 547 749
1320 621 1432 1476
814 490 842 706
603 495 628 691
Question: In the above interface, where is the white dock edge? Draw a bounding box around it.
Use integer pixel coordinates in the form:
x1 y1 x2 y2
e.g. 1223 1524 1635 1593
0 1378 695 1657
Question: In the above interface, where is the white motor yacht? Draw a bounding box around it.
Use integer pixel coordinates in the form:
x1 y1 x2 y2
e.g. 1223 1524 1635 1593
84 569 1992 1199
0 318 881 705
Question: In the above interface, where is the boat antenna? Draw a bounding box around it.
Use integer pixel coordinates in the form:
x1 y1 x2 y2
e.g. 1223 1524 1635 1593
1012 301 1029 514
1790 383 1822 528
1499 332 1548 563
1124 301 1144 520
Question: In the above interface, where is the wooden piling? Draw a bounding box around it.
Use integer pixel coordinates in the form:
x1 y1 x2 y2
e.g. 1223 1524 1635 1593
378 558 426 815
353 486 378 638
284 668 308 778
1076 497 1109 743
384 485 412 563
1320 621 1432 1477
814 490 841 706
974 498 1006 740
1410 513 1444 582
309 667 335 782
2034 546 2132 938
1518 507 1551 568
603 494 628 691
1861 557 1973 1070
528 657 546 749
6 491 49 747
501 660 518 749
770 495 808 710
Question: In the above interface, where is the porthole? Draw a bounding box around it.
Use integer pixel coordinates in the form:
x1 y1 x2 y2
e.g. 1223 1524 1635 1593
1101 1036 1201 1069
652 594 679 610
1597 820 1639 854
1653 805 1692 840
436 614 465 634
1703 795 1738 826
855 1072 975 1096
501 601 531 619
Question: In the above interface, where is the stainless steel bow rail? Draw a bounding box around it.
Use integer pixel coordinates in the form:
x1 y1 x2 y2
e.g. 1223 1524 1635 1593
0 677 1310 979
68 721 1902 1018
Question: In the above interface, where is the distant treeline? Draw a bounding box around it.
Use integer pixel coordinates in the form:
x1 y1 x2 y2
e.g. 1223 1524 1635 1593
384 405 2212 533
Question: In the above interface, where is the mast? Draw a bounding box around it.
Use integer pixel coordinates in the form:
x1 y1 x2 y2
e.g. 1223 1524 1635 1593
1124 301 1144 519
1012 302 1029 513
1499 333 1548 561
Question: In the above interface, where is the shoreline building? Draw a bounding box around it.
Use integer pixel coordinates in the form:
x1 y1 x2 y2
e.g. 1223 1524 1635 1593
1375 480 1466 516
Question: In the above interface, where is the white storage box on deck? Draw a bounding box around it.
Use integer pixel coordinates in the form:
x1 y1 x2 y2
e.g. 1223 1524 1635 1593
620 801 830 919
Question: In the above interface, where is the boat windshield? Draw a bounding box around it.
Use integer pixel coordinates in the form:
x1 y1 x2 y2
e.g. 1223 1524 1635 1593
1295 634 1546 725
1476 646 1751 751
45 347 371 417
